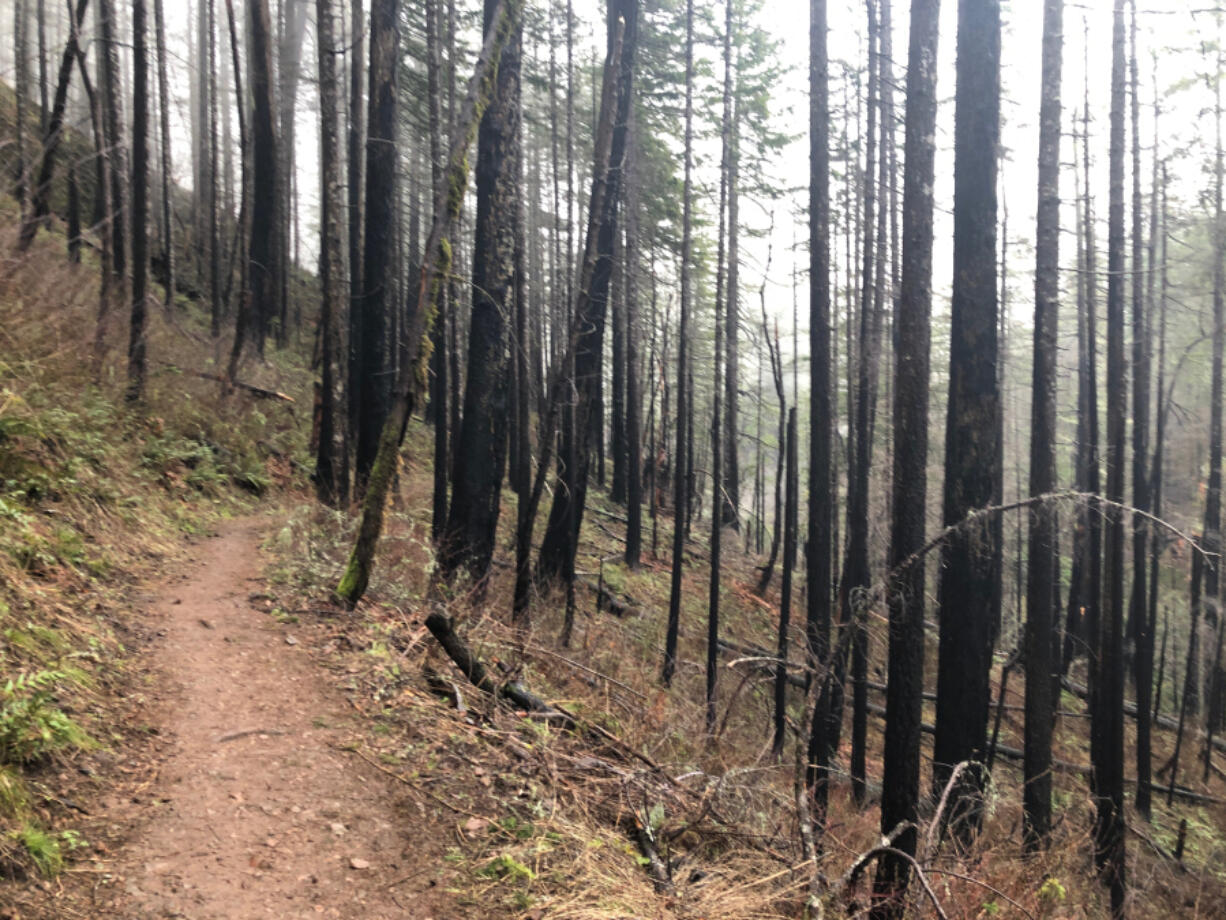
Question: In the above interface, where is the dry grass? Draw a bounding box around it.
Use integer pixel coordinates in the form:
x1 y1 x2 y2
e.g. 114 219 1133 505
260 424 1226 919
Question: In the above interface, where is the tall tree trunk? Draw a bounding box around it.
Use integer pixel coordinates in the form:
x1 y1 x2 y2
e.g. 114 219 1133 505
427 0 448 539
152 0 173 310
804 0 834 820
313 0 346 506
1094 1 1128 910
706 0 734 735
773 408 798 757
211 0 224 337
1148 161 1169 725
610 212 628 506
932 0 1001 843
334 0 527 608
872 0 940 909
512 15 626 626
662 0 694 688
226 0 278 379
1023 0 1063 851
347 0 366 478
624 118 643 568
829 0 882 811
97 0 126 280
126 0 149 403
352 0 399 492
720 0 741 531
440 0 521 583
537 0 638 586
36 0 47 138
1205 18 1226 732
15 0 29 212
1129 0 1154 821
276 0 308 345
16 0 90 252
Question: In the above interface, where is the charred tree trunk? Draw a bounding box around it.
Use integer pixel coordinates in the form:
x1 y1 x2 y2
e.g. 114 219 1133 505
352 0 399 492
1023 0 1063 851
97 0 126 280
932 0 1001 844
872 0 940 909
624 122 643 568
347 0 366 477
313 0 346 507
1094 1 1128 910
720 0 741 531
440 0 522 583
1129 0 1155 822
152 0 173 311
16 0 89 253
334 0 525 608
226 0 278 379
662 0 694 688
773 409 798 758
427 0 448 538
126 0 149 403
538 0 639 587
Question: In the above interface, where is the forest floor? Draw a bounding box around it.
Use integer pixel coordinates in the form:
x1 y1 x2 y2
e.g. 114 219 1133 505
15 516 462 920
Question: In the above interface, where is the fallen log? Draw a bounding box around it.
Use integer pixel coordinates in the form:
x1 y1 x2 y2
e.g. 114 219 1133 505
160 364 295 402
1063 676 1226 751
864 700 1223 805
424 611 574 727
581 578 641 618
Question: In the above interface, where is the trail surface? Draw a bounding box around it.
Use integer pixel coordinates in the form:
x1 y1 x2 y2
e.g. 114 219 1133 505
109 518 440 919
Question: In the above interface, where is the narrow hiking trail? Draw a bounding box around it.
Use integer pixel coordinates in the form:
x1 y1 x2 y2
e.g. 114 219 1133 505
104 518 448 920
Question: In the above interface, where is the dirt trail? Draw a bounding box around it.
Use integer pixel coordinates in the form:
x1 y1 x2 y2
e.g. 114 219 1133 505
110 518 439 920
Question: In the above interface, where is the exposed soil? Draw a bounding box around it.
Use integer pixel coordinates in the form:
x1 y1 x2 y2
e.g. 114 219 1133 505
95 518 449 920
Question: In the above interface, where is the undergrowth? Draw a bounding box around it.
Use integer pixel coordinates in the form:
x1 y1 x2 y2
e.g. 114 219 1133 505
0 197 311 886
256 424 1226 919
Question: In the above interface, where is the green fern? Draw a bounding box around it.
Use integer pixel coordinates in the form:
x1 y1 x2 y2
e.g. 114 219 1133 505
15 825 62 876
0 671 92 764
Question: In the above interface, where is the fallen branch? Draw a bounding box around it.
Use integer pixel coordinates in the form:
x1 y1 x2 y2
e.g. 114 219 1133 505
864 701 1224 804
581 577 641 618
216 728 288 743
424 611 574 726
628 816 674 894
163 365 295 402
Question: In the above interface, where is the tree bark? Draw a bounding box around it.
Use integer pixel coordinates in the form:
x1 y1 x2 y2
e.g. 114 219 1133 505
440 0 522 583
932 0 1001 844
126 0 149 403
872 0 940 909
226 0 278 379
773 409 798 757
352 0 399 492
537 0 639 587
96 0 126 279
624 120 643 568
313 0 346 507
335 0 524 608
1023 0 1063 851
152 0 173 311
427 0 448 538
1129 0 1155 822
1094 1 1128 911
347 0 366 477
16 0 89 252
662 0 694 688
805 0 835 820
